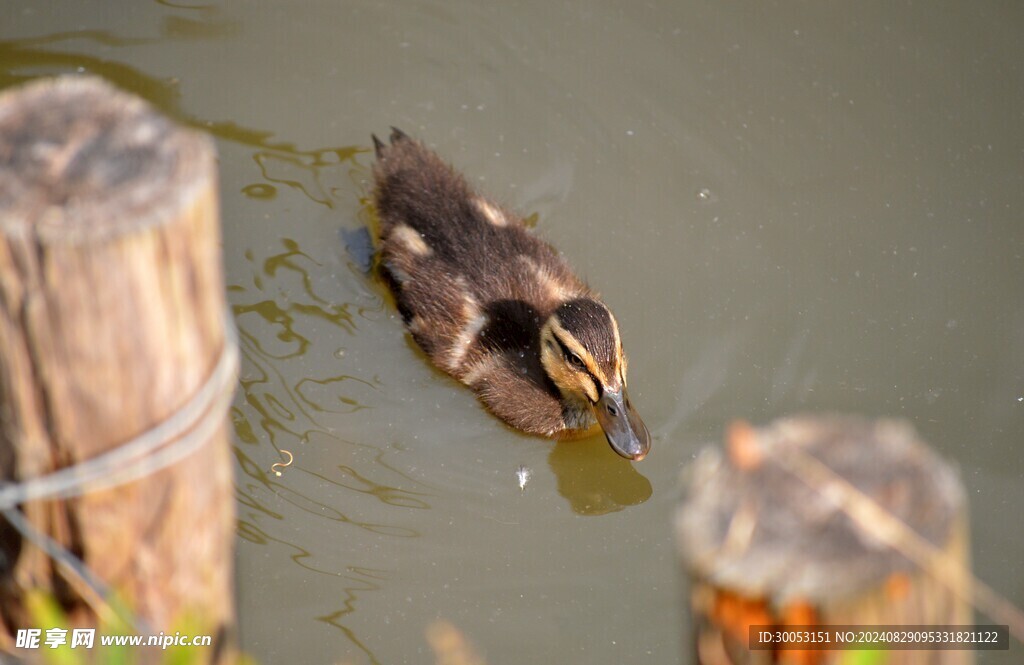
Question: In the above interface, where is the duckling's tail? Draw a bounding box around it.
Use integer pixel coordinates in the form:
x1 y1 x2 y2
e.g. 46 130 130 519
371 127 475 241
372 127 411 158
372 134 386 157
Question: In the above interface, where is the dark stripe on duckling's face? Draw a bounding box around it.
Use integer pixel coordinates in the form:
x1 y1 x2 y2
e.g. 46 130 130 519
552 299 621 385
551 332 601 402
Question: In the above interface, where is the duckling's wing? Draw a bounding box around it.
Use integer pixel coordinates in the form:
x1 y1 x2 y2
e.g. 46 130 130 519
373 135 585 304
372 132 477 243
469 355 568 437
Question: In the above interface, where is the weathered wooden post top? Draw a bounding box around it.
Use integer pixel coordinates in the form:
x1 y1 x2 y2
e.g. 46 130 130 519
676 415 972 665
0 75 236 661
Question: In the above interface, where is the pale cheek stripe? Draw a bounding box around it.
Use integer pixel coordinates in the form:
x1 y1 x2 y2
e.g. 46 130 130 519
606 308 623 378
551 320 609 389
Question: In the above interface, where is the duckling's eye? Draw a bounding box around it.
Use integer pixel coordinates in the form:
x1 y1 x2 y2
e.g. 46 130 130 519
566 352 585 370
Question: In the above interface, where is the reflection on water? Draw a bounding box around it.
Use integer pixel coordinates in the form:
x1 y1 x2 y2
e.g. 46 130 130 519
303 463 431 511
340 226 376 275
0 31 169 108
549 439 652 516
160 14 241 41
315 565 393 665
0 25 658 659
8 3 1022 662
0 23 435 660
252 146 367 210
232 239 366 357
229 212 411 664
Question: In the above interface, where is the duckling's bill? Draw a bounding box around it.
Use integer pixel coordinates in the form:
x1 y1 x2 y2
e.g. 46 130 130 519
595 386 650 461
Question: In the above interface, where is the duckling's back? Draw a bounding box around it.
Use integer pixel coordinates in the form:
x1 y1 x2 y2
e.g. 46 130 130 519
371 129 589 377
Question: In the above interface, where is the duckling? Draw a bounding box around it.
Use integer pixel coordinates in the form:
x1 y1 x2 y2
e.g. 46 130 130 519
371 128 650 460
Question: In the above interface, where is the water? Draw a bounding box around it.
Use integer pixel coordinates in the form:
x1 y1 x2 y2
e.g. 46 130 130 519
2 1 1022 663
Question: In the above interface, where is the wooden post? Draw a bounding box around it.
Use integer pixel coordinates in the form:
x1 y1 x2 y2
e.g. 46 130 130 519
675 415 972 665
0 76 235 659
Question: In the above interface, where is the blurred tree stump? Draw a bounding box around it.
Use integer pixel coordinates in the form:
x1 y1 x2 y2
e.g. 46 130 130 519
0 76 235 661
676 415 970 665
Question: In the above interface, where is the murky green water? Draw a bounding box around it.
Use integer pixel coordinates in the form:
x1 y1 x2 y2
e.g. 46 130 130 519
2 1 1022 663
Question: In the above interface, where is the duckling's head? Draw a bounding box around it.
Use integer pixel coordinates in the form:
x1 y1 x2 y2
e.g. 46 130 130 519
539 298 651 460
